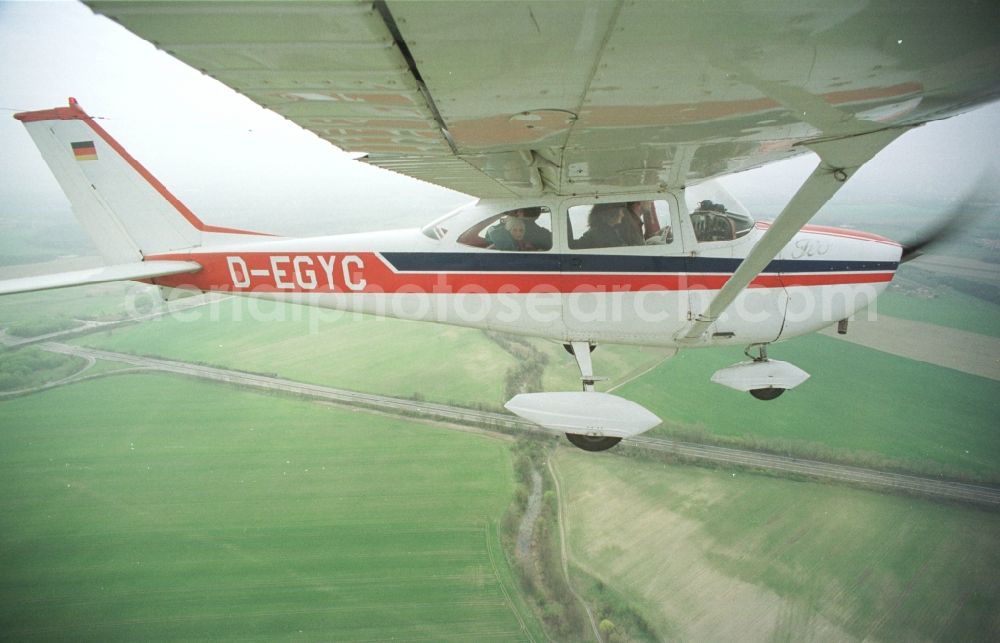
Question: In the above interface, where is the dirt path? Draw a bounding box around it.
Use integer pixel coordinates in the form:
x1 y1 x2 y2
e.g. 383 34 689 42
820 314 1000 381
547 458 602 642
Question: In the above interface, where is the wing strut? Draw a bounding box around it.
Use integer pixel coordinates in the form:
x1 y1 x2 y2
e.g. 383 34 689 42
676 127 912 344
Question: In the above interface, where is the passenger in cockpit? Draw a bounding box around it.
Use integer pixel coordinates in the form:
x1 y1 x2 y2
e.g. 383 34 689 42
487 217 530 250
485 207 551 251
577 203 627 248
505 218 528 250
518 207 552 250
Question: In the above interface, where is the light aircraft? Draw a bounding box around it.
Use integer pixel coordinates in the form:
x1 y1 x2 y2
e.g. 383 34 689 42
3 1 999 451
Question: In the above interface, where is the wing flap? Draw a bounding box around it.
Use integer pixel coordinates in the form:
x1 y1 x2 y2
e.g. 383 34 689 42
0 261 202 296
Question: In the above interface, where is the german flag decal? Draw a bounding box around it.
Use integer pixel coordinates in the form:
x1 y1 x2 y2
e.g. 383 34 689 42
71 140 97 161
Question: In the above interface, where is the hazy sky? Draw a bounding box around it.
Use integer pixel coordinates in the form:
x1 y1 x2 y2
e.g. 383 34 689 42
1 0 998 239
0 0 469 237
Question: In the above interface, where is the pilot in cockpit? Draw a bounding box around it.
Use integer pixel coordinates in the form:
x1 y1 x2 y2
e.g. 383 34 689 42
620 201 662 245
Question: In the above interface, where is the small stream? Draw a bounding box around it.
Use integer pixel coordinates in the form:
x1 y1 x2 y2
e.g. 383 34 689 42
515 469 542 563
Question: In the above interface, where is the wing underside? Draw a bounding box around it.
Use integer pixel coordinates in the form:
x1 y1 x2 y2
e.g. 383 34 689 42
88 1 1000 198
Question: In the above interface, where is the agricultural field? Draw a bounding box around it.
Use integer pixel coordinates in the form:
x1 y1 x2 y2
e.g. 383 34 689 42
0 281 158 329
556 446 1000 642
0 374 544 641
877 282 1000 338
68 295 671 409
620 332 1000 481
0 256 995 642
73 299 519 407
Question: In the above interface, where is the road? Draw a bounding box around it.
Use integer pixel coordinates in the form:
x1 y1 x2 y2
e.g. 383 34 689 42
29 342 1000 508
625 435 1000 506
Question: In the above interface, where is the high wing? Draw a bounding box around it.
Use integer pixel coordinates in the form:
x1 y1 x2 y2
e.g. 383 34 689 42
87 1 1000 198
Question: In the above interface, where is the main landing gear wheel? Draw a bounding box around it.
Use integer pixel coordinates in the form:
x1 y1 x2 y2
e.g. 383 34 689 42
565 433 622 452
749 387 785 400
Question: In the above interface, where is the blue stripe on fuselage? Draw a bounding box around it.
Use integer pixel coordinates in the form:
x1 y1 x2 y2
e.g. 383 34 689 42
380 252 898 274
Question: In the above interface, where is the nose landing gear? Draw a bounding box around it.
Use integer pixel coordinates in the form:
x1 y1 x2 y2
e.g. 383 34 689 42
745 344 785 400
710 343 810 400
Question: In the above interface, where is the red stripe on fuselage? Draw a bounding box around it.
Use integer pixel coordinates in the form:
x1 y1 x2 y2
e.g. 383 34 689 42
146 251 894 294
755 221 901 246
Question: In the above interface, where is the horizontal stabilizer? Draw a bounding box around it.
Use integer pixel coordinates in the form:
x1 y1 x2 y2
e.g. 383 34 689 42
0 260 202 296
505 392 661 438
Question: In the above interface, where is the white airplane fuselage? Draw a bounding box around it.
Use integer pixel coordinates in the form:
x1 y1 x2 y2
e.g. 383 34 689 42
147 197 902 348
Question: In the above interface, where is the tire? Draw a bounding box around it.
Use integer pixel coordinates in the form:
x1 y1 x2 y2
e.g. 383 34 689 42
565 433 622 452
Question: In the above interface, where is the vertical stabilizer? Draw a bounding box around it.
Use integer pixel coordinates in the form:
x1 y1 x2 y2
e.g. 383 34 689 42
15 99 261 263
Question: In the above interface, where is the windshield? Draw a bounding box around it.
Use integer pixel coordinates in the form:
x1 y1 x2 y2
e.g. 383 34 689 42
684 180 755 241
420 202 476 240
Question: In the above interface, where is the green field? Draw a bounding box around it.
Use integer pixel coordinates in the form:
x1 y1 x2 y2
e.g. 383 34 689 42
620 333 1000 480
0 272 995 642
557 447 1000 642
75 301 517 408
876 285 1000 338
69 296 670 408
0 374 544 640
0 281 161 335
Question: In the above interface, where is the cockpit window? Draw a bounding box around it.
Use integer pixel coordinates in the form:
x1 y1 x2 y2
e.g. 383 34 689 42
457 207 552 251
567 200 672 249
689 200 755 242
421 202 479 241
684 181 755 243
